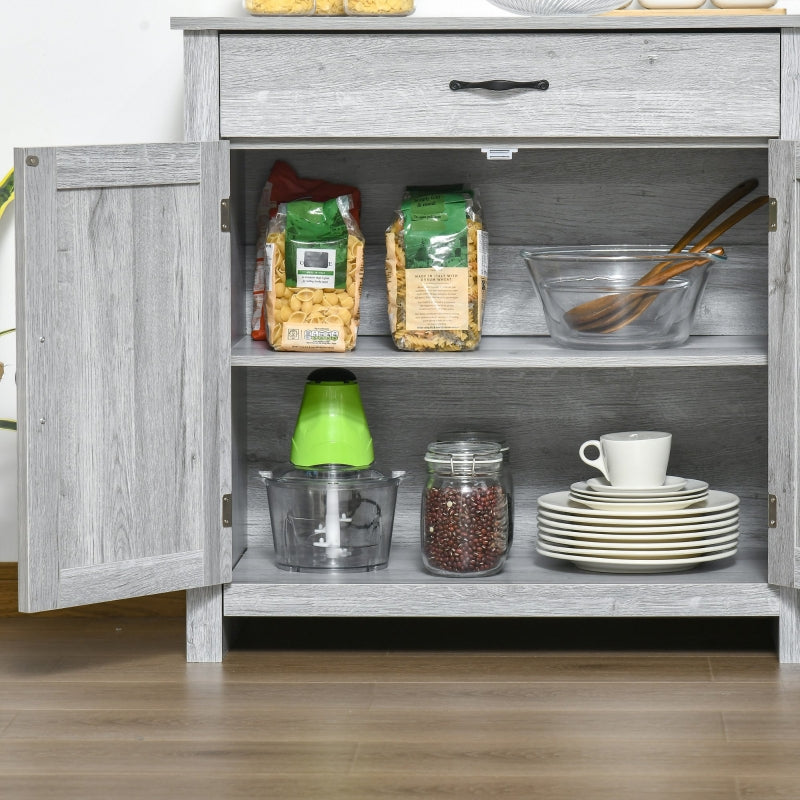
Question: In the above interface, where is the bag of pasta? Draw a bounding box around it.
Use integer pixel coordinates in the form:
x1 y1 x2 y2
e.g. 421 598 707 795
385 186 487 351
265 195 364 352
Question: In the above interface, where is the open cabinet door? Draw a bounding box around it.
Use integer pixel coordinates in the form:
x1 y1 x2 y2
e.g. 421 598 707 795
768 139 800 588
15 142 232 611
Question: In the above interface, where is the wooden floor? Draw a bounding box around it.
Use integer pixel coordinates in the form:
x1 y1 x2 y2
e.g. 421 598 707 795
2 615 800 799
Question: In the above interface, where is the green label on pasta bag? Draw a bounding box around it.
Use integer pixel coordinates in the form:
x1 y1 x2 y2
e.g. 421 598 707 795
285 198 348 289
402 188 469 270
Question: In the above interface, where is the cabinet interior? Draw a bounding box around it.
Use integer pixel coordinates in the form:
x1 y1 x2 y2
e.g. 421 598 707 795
226 146 769 593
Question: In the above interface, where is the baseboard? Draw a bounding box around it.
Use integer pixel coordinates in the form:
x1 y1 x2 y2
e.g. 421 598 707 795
0 563 186 617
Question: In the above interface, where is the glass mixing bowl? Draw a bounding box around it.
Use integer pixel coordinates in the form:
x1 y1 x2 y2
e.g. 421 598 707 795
521 245 726 350
487 0 630 14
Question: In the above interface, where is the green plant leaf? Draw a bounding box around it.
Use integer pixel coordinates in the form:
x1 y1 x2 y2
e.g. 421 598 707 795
0 169 13 221
0 420 16 431
0 328 14 337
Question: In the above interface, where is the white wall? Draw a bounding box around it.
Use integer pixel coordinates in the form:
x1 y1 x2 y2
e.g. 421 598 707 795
0 0 793 560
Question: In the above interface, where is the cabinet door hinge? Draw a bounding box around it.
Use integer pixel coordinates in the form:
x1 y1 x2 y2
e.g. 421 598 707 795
222 493 232 528
769 197 777 232
220 198 231 232
769 494 777 528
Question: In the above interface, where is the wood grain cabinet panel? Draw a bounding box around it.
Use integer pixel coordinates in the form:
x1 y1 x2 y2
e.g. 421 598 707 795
219 32 780 140
15 143 233 612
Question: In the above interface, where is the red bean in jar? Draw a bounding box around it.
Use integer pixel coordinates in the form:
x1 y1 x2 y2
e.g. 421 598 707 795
421 441 509 577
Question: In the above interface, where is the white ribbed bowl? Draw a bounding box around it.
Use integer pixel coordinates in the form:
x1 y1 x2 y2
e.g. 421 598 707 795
487 0 628 14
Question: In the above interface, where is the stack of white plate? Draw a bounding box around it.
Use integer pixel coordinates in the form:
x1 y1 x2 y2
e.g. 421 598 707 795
536 476 739 573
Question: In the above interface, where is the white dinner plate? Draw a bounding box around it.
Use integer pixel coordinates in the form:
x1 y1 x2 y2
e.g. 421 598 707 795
585 475 688 495
536 539 738 558
535 546 738 573
537 507 739 530
570 479 708 502
568 491 709 512
537 530 739 549
537 490 739 519
536 512 739 538
536 520 739 541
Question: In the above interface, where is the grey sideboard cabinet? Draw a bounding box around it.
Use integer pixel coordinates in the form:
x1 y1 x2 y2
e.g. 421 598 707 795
14 16 800 662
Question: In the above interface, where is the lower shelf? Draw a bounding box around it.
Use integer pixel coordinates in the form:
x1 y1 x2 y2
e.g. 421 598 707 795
224 543 778 618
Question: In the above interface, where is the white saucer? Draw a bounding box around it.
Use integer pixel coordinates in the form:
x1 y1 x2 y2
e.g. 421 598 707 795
585 476 688 495
538 490 739 519
538 530 739 550
535 545 737 573
537 509 739 531
571 478 708 501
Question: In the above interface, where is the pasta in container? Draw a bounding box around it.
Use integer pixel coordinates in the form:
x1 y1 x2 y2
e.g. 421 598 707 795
265 195 365 352
344 0 414 13
315 0 346 12
244 0 315 14
385 186 487 352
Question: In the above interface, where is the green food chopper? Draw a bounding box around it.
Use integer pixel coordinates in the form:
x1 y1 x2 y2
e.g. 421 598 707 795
260 369 404 571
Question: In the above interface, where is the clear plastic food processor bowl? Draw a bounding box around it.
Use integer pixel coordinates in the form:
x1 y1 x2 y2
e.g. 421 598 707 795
261 466 404 572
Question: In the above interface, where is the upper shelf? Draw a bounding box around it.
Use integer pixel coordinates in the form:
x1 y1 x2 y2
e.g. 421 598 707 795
171 14 800 32
231 334 768 369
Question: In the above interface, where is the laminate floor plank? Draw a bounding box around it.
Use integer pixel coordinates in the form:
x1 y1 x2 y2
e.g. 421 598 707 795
217 652 716 682
3 738 796 780
0 740 358 775
366 681 800 713
723 710 800 741
0 708 727 743
736 778 800 799
349 740 800 778
0 774 742 800
710 654 800 682
0 681 375 711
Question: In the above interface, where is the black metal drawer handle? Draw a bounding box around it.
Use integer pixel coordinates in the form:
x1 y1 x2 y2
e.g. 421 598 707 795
449 79 549 92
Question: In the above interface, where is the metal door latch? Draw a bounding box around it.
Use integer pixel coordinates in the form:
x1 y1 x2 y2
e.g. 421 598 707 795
769 494 777 528
481 148 518 161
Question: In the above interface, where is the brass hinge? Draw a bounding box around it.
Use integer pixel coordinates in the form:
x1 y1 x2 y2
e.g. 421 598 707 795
769 494 777 528
769 197 777 232
222 494 232 528
220 198 231 232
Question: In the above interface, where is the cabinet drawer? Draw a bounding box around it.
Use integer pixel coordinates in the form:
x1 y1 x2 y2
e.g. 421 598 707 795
219 32 779 140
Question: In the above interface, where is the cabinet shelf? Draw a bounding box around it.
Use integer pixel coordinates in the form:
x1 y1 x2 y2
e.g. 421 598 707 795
231 334 768 369
227 137 772 151
225 544 776 618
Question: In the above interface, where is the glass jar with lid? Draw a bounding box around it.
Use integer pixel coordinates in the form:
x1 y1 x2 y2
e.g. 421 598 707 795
436 430 514 547
421 441 509 578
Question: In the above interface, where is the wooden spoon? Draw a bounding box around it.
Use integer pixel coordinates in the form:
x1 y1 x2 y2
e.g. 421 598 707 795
562 178 759 330
580 246 725 334
567 193 769 334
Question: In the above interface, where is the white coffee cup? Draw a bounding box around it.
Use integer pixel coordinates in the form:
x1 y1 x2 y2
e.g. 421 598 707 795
578 431 672 488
